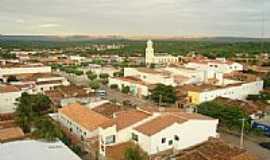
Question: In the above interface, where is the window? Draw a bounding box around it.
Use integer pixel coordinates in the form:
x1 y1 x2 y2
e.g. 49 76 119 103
105 135 116 144
161 138 166 144
168 140 173 145
132 133 138 142
174 135 179 141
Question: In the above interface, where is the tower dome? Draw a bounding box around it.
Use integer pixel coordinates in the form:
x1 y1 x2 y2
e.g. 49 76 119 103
147 40 153 48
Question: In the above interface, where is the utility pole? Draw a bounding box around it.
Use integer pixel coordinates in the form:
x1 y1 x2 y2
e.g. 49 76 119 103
240 118 246 149
158 95 162 107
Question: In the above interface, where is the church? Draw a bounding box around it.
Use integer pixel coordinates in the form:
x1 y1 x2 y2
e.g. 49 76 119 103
145 40 179 65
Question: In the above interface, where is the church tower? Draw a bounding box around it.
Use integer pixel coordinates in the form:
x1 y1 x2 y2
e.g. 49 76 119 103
145 40 155 64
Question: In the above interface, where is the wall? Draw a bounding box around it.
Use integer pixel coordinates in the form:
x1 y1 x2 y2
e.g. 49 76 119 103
0 66 51 76
0 91 22 113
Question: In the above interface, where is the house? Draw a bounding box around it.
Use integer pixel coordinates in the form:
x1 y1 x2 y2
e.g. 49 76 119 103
108 76 151 97
58 103 109 139
0 127 24 142
0 140 82 160
99 108 218 156
170 138 257 160
183 80 263 104
13 73 70 93
184 57 243 78
0 85 22 113
45 85 92 106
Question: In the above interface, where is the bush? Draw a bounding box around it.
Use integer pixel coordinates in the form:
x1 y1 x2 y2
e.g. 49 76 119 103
121 86 130 94
110 84 118 90
89 80 100 90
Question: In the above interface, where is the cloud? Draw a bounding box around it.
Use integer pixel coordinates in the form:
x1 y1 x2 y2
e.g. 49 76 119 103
38 23 61 28
0 0 269 37
15 19 25 23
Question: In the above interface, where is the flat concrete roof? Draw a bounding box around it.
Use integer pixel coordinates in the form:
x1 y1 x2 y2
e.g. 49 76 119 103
0 140 82 160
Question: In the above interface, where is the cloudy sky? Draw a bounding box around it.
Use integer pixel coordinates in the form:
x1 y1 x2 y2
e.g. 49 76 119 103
0 0 269 37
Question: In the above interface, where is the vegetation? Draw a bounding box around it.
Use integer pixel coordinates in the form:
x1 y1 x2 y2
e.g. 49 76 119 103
124 146 147 160
86 71 98 80
110 84 118 90
198 101 251 131
247 93 270 102
15 93 63 141
89 79 100 90
121 85 130 94
1 39 270 58
151 84 177 104
263 73 270 88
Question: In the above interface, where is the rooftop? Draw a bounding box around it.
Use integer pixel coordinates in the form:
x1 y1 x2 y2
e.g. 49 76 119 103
0 140 82 160
58 103 109 131
0 127 24 142
101 110 151 130
134 112 213 136
0 85 20 93
173 138 256 160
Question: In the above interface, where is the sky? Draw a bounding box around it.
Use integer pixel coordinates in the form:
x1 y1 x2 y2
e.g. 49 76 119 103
0 0 269 37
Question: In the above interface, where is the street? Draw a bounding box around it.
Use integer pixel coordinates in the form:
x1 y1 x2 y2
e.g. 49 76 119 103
220 132 270 160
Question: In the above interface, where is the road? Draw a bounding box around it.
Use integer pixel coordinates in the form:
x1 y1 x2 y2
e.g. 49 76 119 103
220 132 270 160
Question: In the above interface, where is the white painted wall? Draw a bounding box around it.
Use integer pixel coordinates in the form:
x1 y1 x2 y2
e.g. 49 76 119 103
58 112 98 139
194 80 264 104
0 66 51 76
133 119 218 155
0 91 22 113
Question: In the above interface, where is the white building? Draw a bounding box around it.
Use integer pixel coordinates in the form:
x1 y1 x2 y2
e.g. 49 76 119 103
99 108 218 156
145 40 179 65
108 77 150 97
0 140 82 160
58 103 109 139
87 65 120 78
0 63 51 76
184 57 243 78
186 80 264 104
124 68 177 86
0 85 22 113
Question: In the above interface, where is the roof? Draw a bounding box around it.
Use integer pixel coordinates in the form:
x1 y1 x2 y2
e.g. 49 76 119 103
101 110 151 130
134 114 187 136
173 138 257 160
0 85 20 93
134 112 213 136
114 76 150 86
106 142 139 160
0 127 24 142
0 140 82 160
92 103 129 118
58 103 109 131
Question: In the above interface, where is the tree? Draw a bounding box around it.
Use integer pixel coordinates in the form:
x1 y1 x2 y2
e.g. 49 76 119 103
89 80 100 90
263 73 270 88
124 146 147 160
33 117 64 141
86 71 97 80
121 85 130 94
151 84 177 104
100 73 109 79
15 93 52 132
198 101 250 130
110 84 118 90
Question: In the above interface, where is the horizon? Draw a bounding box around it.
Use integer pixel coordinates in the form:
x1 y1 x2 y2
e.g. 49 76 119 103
1 0 269 38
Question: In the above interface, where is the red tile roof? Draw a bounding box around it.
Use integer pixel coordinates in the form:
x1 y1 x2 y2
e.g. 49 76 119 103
59 103 109 131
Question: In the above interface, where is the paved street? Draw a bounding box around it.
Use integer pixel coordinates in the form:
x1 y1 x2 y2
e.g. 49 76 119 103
220 132 270 160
